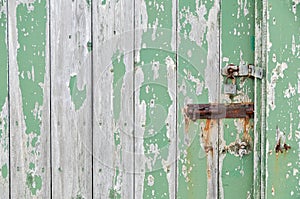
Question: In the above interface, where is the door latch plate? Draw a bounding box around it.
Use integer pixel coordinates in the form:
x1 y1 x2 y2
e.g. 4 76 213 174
222 64 263 79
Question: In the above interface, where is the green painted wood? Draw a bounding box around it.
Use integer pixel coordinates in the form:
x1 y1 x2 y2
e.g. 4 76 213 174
134 0 177 198
265 0 300 198
0 1 9 198
177 0 219 198
219 1 255 198
50 0 92 198
254 1 263 198
1 0 299 198
8 0 51 198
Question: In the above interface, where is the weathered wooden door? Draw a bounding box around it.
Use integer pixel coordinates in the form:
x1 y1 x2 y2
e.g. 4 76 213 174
0 0 299 199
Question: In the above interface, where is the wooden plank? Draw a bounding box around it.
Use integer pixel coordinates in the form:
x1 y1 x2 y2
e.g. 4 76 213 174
253 0 263 198
50 0 92 198
177 0 220 198
8 0 51 198
134 0 177 198
0 1 9 198
261 1 268 198
92 0 134 198
265 0 300 198
219 1 255 198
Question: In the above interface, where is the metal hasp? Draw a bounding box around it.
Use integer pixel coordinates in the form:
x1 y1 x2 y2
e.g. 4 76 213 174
222 63 264 79
185 102 254 121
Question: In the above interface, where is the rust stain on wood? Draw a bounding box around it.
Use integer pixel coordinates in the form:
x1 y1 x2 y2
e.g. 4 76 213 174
203 119 213 180
203 119 213 154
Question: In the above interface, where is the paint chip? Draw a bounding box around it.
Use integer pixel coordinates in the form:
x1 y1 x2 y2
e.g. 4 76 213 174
147 174 154 186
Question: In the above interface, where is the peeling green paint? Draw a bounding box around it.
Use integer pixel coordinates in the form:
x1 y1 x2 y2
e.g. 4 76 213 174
109 188 121 199
111 51 124 199
29 162 35 170
31 136 38 147
86 0 91 7
16 0 47 196
0 11 7 110
221 1 255 198
16 0 47 195
112 51 125 121
101 0 106 6
0 8 8 182
87 41 92 52
69 75 87 110
17 1 47 136
177 0 210 197
110 168 121 199
137 0 174 198
265 0 300 198
26 172 42 196
1 164 8 179
72 193 84 199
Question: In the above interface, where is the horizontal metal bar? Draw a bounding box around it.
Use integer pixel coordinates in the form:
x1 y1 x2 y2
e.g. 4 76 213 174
185 103 254 121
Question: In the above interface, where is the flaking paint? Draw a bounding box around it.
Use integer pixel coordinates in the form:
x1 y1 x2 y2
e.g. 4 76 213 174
69 75 87 111
265 0 300 198
0 1 9 196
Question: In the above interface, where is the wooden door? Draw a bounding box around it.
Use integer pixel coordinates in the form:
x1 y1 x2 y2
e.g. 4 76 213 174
0 0 299 198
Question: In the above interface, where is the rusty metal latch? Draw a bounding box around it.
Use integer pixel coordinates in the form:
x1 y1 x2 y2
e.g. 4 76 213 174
185 102 254 121
222 63 264 79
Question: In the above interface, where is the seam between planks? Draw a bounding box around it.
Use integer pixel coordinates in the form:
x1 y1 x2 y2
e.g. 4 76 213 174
48 0 53 198
91 0 94 198
175 0 178 198
133 0 136 199
218 1 221 198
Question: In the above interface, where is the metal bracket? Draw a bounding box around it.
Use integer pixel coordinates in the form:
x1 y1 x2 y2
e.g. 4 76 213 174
222 63 263 79
185 103 254 121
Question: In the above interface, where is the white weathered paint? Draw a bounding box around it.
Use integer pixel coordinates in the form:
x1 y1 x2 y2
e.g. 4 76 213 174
0 98 9 199
93 1 115 198
171 0 177 51
0 1 9 198
218 120 226 199
116 1 135 198
165 56 176 199
51 0 92 198
292 0 300 15
205 1 220 198
152 61 160 80
135 0 148 64
93 0 134 198
267 62 288 114
135 67 146 199
188 4 207 47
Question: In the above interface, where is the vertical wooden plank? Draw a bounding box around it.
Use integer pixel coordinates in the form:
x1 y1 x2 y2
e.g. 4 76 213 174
261 1 268 198
50 0 92 198
265 0 300 198
134 0 177 198
219 0 255 198
177 0 220 198
93 0 134 198
0 1 9 198
254 0 263 198
8 0 50 198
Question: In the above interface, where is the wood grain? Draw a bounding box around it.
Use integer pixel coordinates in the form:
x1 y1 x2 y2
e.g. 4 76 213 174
134 0 177 198
0 1 9 198
92 0 134 198
8 0 51 198
50 0 92 198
